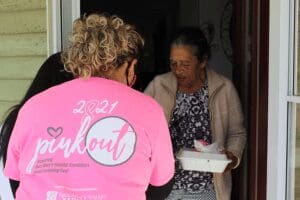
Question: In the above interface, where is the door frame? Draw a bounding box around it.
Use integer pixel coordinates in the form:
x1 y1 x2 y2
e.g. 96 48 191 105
48 0 80 54
268 0 292 199
47 0 62 55
249 0 293 199
61 1 274 199
248 0 269 199
234 0 270 199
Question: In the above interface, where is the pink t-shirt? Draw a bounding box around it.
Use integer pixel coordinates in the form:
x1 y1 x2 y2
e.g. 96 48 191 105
4 78 174 200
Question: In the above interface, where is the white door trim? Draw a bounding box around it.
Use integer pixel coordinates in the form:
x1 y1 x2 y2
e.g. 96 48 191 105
47 0 62 55
268 0 291 199
61 0 81 50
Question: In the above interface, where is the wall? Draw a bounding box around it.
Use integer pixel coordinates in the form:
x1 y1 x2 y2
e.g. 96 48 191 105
297 105 300 198
0 0 47 199
0 0 47 121
179 0 233 79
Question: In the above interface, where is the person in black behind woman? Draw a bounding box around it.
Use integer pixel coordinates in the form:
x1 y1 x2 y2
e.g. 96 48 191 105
0 52 174 199
0 52 73 196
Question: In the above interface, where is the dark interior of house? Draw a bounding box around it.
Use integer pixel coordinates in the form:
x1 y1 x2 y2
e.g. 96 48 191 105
81 0 179 91
80 1 248 199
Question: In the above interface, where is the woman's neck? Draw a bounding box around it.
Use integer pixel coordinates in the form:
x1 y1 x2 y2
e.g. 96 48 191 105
178 69 206 94
178 80 204 94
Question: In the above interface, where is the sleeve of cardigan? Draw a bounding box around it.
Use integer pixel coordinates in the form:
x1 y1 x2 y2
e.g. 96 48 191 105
225 81 247 168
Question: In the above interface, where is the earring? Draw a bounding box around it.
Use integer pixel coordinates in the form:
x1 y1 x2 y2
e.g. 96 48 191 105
129 75 137 87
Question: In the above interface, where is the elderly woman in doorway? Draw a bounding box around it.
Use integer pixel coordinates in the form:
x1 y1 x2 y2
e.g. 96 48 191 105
144 27 246 200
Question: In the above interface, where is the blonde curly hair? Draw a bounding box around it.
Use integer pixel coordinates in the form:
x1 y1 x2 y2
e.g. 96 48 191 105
61 13 144 78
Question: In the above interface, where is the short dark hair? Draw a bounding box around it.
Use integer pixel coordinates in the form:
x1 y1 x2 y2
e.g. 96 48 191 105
169 27 211 61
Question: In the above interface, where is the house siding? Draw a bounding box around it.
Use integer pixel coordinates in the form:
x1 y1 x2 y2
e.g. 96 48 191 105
0 0 47 120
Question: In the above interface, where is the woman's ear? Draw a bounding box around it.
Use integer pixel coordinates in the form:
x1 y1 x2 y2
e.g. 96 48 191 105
127 59 137 85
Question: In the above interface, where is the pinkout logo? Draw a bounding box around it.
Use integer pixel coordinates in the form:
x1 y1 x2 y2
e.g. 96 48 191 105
85 116 136 166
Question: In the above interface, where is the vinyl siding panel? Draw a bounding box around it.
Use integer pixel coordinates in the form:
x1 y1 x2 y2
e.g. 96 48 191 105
0 101 18 120
0 0 47 121
0 33 47 56
0 56 45 79
0 9 46 34
0 80 32 102
0 0 45 12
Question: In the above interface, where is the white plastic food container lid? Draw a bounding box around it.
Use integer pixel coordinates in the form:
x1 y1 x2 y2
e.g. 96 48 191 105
176 149 231 173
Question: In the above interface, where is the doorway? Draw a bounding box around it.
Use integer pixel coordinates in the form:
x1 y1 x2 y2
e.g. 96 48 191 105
80 0 243 92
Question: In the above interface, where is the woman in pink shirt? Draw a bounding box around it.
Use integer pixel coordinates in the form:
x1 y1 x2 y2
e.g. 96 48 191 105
4 13 174 200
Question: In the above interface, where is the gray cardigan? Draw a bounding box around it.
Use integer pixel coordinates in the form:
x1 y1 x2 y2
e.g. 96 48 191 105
144 68 246 200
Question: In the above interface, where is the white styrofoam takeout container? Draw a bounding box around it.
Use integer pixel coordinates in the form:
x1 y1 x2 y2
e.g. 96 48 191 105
176 149 231 173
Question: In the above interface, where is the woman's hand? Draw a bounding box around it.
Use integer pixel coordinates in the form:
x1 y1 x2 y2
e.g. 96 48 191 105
220 149 238 174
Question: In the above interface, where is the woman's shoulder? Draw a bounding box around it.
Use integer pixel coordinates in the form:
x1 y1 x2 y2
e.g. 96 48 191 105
150 72 177 89
152 72 174 82
145 72 177 95
206 68 238 96
207 68 235 86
